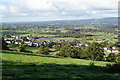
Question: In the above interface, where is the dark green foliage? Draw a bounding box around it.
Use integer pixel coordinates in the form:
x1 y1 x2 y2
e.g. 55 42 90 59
107 43 114 52
22 37 29 41
64 47 81 58
17 44 26 52
118 35 120 41
107 53 116 62
114 41 120 52
1 37 9 50
89 62 95 66
88 62 97 70
100 41 109 47
58 44 71 57
85 42 105 61
53 45 61 51
36 46 49 55
114 41 120 47
47 42 55 48
15 44 32 53
116 56 120 64
107 53 120 62
54 33 86 38
58 43 85 58
57 42 105 61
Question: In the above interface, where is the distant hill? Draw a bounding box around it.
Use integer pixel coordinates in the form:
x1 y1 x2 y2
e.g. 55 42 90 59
2 17 118 28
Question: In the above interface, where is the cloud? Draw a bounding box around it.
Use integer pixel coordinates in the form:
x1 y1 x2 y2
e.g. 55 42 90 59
25 0 57 11
0 5 7 13
0 0 119 22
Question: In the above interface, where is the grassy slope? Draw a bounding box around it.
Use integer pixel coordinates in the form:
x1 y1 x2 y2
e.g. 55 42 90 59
2 50 120 80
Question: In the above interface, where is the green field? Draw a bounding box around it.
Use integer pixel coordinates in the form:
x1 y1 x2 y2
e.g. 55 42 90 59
26 47 39 53
19 32 118 43
2 50 120 80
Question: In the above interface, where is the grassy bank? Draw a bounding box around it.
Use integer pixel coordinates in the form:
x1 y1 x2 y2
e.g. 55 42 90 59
2 50 120 80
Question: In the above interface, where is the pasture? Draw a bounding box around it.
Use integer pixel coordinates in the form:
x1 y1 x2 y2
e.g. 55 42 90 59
20 32 118 43
2 50 120 79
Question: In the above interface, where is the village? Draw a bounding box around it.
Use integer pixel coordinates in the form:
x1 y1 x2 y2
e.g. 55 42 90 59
4 35 120 53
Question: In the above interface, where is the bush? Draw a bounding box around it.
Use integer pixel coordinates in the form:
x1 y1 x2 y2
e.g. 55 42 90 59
36 46 49 55
107 53 120 62
15 44 32 53
53 45 61 51
116 56 120 64
17 44 26 52
1 37 9 50
89 62 95 67
24 50 33 53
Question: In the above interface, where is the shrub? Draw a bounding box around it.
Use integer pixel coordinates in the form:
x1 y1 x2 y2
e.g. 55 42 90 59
16 44 32 53
36 46 49 55
116 56 120 64
89 62 95 66
1 37 9 50
24 50 33 53
17 44 26 52
53 45 61 51
107 53 120 62
106 53 116 62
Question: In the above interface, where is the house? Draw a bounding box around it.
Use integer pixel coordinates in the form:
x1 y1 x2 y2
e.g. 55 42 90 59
76 43 82 46
15 36 21 39
5 40 12 44
4 38 14 44
24 41 33 46
112 47 120 53
85 44 89 47
104 47 120 53
14 40 23 45
112 47 120 50
11 35 16 38
33 43 40 47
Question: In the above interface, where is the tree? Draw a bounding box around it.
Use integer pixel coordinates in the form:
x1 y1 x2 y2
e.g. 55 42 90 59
116 56 120 64
85 42 105 61
113 41 120 52
107 53 120 62
1 37 9 50
17 44 26 52
58 43 71 57
114 41 120 47
107 43 114 52
53 45 61 51
118 35 120 41
58 44 85 58
36 46 49 55
100 41 109 47
47 42 55 48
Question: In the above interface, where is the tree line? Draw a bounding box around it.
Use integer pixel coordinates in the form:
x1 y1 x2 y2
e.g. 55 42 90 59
1 37 120 63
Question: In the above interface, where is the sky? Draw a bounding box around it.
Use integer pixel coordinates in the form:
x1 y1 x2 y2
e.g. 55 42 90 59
0 0 119 22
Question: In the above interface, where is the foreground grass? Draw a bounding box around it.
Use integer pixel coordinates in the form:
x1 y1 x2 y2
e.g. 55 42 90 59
1 50 120 80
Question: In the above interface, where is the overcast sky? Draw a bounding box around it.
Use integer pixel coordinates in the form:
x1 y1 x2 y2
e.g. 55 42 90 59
0 0 119 22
